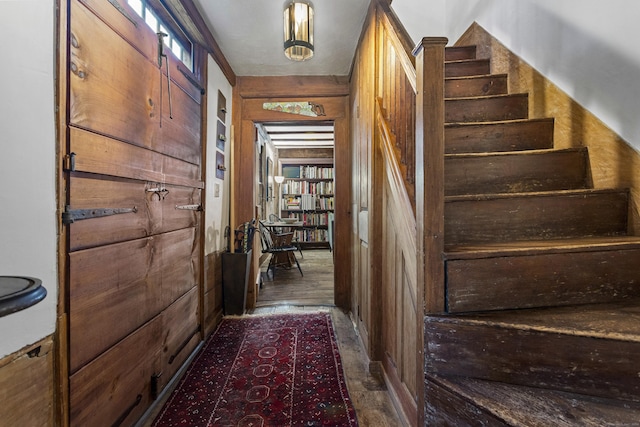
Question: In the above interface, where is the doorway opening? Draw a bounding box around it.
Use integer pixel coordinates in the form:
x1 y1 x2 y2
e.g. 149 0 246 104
255 121 335 307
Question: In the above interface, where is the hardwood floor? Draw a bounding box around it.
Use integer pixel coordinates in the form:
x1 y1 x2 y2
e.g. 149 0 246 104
256 248 335 307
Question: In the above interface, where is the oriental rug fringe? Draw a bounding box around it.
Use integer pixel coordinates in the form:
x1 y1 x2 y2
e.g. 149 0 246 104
152 313 358 426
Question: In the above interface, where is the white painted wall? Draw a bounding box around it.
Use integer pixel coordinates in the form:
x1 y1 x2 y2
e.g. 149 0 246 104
393 0 640 152
204 56 233 255
0 1 57 358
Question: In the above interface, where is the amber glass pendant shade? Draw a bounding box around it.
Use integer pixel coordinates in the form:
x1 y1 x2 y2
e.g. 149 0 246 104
283 0 314 61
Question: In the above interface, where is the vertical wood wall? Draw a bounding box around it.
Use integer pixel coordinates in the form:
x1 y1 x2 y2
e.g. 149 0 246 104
349 3 421 424
60 1 205 424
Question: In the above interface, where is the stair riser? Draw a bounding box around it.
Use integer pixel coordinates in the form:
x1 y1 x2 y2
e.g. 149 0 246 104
446 95 528 123
445 46 477 61
426 319 640 402
425 379 509 426
446 248 640 312
445 75 508 98
445 191 629 245
445 119 555 154
445 150 589 196
445 59 491 77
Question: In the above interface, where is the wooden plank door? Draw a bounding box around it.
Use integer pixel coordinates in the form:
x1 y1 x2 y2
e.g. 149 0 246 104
61 1 204 425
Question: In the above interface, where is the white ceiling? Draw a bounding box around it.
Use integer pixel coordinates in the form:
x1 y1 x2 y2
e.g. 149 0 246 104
193 0 371 77
264 123 335 148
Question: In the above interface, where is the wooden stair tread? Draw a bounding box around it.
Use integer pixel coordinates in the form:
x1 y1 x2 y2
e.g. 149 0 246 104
428 300 640 341
427 374 640 426
445 187 628 202
445 118 554 128
445 146 585 159
446 73 507 81
446 92 528 102
445 235 640 259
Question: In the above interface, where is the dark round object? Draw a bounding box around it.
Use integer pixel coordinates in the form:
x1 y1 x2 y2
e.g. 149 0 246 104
0 276 47 317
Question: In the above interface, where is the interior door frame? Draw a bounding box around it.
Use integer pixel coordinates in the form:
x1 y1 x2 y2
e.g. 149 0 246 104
231 76 352 310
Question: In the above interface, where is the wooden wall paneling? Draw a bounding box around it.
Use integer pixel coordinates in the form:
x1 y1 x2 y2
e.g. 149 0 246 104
349 64 362 319
333 113 352 310
57 0 71 423
159 287 200 391
0 337 54 426
68 175 200 251
69 127 202 188
236 76 349 98
203 251 223 337
382 189 397 363
70 1 201 165
68 174 152 251
64 0 205 424
156 185 201 234
69 317 163 427
69 227 198 372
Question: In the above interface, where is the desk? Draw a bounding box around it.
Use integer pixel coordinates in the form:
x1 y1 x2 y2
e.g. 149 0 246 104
262 221 305 230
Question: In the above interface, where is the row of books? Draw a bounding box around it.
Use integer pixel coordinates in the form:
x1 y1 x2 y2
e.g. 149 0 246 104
298 165 334 179
282 180 334 195
283 212 332 226
293 228 329 243
281 195 334 211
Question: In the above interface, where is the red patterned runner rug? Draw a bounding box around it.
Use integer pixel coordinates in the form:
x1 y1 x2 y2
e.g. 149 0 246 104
152 313 358 426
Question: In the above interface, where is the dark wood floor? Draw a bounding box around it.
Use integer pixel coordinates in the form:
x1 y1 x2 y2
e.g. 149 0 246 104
256 248 335 307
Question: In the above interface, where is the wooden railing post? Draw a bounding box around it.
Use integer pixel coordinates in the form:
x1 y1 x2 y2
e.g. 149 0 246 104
414 37 448 315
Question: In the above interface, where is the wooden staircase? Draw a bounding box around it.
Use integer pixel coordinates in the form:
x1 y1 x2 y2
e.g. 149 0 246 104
425 45 640 425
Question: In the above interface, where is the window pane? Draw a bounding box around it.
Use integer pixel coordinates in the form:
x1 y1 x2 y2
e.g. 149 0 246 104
127 0 143 17
171 39 182 58
145 8 158 31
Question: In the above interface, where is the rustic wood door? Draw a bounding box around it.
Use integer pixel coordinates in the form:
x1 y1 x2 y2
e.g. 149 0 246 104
61 1 204 425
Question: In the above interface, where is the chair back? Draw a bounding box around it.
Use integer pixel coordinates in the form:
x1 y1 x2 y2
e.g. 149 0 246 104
268 213 281 222
258 221 274 252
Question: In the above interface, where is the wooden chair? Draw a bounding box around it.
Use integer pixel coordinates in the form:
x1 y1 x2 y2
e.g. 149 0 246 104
258 221 303 278
268 213 303 258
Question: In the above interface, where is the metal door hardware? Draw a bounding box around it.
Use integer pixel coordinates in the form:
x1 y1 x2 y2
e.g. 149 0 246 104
62 206 138 225
64 152 76 171
157 32 173 124
175 204 202 211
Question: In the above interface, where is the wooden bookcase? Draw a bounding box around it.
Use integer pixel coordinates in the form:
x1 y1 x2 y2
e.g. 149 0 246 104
279 161 334 248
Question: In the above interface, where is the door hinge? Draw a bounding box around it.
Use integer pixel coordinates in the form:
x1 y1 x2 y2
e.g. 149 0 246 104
62 205 138 225
63 152 76 171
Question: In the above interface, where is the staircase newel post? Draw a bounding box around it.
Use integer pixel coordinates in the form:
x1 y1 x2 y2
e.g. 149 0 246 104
413 35 447 427
414 37 448 316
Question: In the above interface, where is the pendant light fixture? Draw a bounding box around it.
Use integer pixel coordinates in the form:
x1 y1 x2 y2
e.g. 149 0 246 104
283 0 314 61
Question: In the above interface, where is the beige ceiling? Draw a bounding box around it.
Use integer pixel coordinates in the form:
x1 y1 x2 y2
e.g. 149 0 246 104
192 0 371 77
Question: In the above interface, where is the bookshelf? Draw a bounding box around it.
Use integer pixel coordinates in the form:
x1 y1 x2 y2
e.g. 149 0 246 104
279 162 334 248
